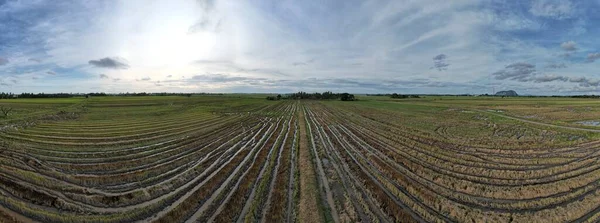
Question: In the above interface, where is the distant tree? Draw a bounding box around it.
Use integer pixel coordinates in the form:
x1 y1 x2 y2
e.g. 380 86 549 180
390 93 420 99
340 93 355 101
0 92 14 99
279 91 359 101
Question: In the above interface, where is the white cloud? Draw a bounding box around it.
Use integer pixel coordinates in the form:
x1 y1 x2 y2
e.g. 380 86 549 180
545 63 567 69
587 53 600 62
560 41 577 51
530 0 574 20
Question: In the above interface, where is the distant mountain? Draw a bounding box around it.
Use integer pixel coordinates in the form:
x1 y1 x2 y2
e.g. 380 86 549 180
495 90 518 96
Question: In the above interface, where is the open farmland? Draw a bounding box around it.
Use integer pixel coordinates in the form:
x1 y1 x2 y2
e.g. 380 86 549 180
2 95 600 222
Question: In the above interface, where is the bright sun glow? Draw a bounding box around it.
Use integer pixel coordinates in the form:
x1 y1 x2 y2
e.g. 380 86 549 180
117 1 219 69
135 22 217 68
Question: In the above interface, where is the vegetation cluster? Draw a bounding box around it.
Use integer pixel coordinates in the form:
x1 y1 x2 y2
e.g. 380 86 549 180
267 91 356 101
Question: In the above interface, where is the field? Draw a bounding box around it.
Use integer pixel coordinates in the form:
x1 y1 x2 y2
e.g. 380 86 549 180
2 95 600 222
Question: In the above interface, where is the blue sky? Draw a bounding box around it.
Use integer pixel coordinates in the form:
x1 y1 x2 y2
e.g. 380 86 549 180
0 0 599 94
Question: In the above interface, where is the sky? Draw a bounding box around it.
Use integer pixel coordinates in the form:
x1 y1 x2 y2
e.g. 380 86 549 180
1 0 600 95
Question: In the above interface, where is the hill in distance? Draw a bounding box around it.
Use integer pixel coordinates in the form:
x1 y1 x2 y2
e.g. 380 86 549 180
495 90 518 96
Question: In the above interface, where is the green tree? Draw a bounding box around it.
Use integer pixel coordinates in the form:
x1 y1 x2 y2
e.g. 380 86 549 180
340 93 355 101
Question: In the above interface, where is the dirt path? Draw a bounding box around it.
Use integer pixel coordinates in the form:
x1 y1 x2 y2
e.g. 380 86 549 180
479 110 600 133
303 107 340 223
297 106 323 223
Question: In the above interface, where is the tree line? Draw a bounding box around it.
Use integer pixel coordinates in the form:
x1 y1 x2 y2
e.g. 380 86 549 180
365 93 421 99
0 92 225 99
390 93 421 99
266 91 356 101
7 93 75 98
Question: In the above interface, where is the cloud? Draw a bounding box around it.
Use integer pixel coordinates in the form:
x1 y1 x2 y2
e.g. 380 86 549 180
545 63 567 69
190 73 263 83
187 0 219 33
292 59 315 66
0 79 17 86
271 78 483 92
569 77 587 83
193 60 231 65
137 77 151 81
88 57 130 69
112 78 120 82
47 71 57 75
0 57 8 66
560 41 577 51
433 54 447 60
529 0 574 20
192 60 288 77
569 19 586 36
586 53 600 62
99 74 109 79
492 62 536 81
531 74 568 83
488 11 544 32
188 18 222 34
431 54 449 71
492 69 599 88
506 62 536 70
569 77 600 87
514 75 600 87
292 62 307 66
490 62 599 87
560 52 572 58
578 80 600 87
28 58 42 63
167 74 486 93
237 68 288 77
167 75 172 78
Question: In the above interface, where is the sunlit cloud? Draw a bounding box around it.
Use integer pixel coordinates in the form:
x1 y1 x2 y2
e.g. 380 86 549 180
560 41 577 51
